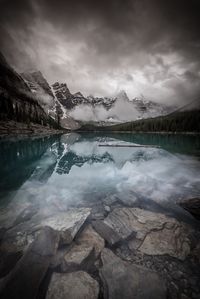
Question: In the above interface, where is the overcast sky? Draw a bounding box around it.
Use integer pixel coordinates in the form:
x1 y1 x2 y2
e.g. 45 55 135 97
0 0 200 106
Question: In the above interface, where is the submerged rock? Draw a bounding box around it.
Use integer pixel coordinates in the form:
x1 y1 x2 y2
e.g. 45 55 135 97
0 227 59 299
1 208 91 252
100 248 166 299
102 207 193 260
179 198 200 220
46 271 99 299
0 201 34 230
0 220 40 253
13 205 39 226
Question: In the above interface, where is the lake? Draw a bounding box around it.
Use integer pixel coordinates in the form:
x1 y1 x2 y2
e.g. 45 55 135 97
0 132 200 227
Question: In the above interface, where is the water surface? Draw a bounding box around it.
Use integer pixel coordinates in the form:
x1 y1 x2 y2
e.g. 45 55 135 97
0 133 200 226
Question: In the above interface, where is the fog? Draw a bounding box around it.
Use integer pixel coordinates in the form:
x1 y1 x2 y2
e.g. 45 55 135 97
69 99 140 122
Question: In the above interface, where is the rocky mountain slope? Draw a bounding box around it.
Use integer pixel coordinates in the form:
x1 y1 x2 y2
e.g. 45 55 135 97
0 52 58 133
1 51 176 131
21 71 55 114
50 83 173 123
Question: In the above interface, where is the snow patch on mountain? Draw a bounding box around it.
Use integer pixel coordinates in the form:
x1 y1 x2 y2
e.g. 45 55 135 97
21 71 175 127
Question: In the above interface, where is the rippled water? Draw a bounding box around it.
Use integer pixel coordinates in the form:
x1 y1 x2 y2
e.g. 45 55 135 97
0 133 200 225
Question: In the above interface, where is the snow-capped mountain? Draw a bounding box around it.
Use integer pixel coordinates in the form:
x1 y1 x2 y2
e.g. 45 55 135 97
51 82 116 110
20 72 175 128
111 90 174 121
51 83 174 120
0 53 58 131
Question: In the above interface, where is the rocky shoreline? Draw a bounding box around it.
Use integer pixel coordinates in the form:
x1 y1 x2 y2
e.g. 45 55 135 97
0 196 199 299
0 121 65 137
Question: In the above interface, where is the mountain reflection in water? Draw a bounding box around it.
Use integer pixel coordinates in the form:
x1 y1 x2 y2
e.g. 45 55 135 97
0 133 200 220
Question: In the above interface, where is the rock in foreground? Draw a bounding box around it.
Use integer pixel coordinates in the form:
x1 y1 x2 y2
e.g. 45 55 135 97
46 271 99 299
62 224 105 271
63 244 94 270
0 227 59 299
100 248 166 299
102 207 192 260
77 224 105 258
0 208 91 253
40 208 91 244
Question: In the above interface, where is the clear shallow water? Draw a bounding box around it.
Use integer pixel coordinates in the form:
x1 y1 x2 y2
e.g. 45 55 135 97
0 133 200 225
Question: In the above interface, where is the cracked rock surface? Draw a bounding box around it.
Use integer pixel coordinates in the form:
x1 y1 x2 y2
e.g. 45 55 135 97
103 207 193 260
100 248 167 299
46 271 99 299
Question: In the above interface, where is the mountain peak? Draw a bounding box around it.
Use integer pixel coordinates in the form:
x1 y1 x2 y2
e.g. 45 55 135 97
116 90 129 101
74 91 84 98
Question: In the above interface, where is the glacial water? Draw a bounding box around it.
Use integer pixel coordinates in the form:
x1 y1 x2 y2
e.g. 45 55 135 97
0 133 200 226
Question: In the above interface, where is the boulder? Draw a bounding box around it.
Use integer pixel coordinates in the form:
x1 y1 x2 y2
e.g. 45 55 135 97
63 244 94 270
62 225 104 271
0 201 34 230
13 205 39 226
1 208 91 252
100 248 166 299
0 220 41 253
77 224 105 257
0 227 59 299
46 271 99 299
92 220 121 246
40 208 91 244
103 207 193 260
179 198 200 220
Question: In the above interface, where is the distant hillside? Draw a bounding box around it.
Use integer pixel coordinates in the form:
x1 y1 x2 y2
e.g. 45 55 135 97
78 109 200 133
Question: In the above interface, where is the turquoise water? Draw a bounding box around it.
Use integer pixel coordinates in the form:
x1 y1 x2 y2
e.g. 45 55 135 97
0 133 200 223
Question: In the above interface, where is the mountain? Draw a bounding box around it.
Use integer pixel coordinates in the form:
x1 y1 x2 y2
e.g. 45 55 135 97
0 52 58 133
21 71 55 113
172 97 200 113
51 82 116 110
78 109 200 133
18 76 80 130
115 90 174 120
50 83 174 124
0 51 178 133
18 71 175 127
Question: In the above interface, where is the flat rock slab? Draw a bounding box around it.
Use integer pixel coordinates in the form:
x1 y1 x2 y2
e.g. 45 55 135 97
100 248 166 299
40 208 91 244
0 227 59 299
0 200 34 230
103 207 193 260
1 208 91 252
46 271 99 299
63 244 94 269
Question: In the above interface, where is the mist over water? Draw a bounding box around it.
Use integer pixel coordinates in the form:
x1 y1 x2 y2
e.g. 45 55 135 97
0 133 200 225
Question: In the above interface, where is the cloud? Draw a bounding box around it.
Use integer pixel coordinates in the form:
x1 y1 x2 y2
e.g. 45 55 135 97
69 98 140 122
0 0 200 107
